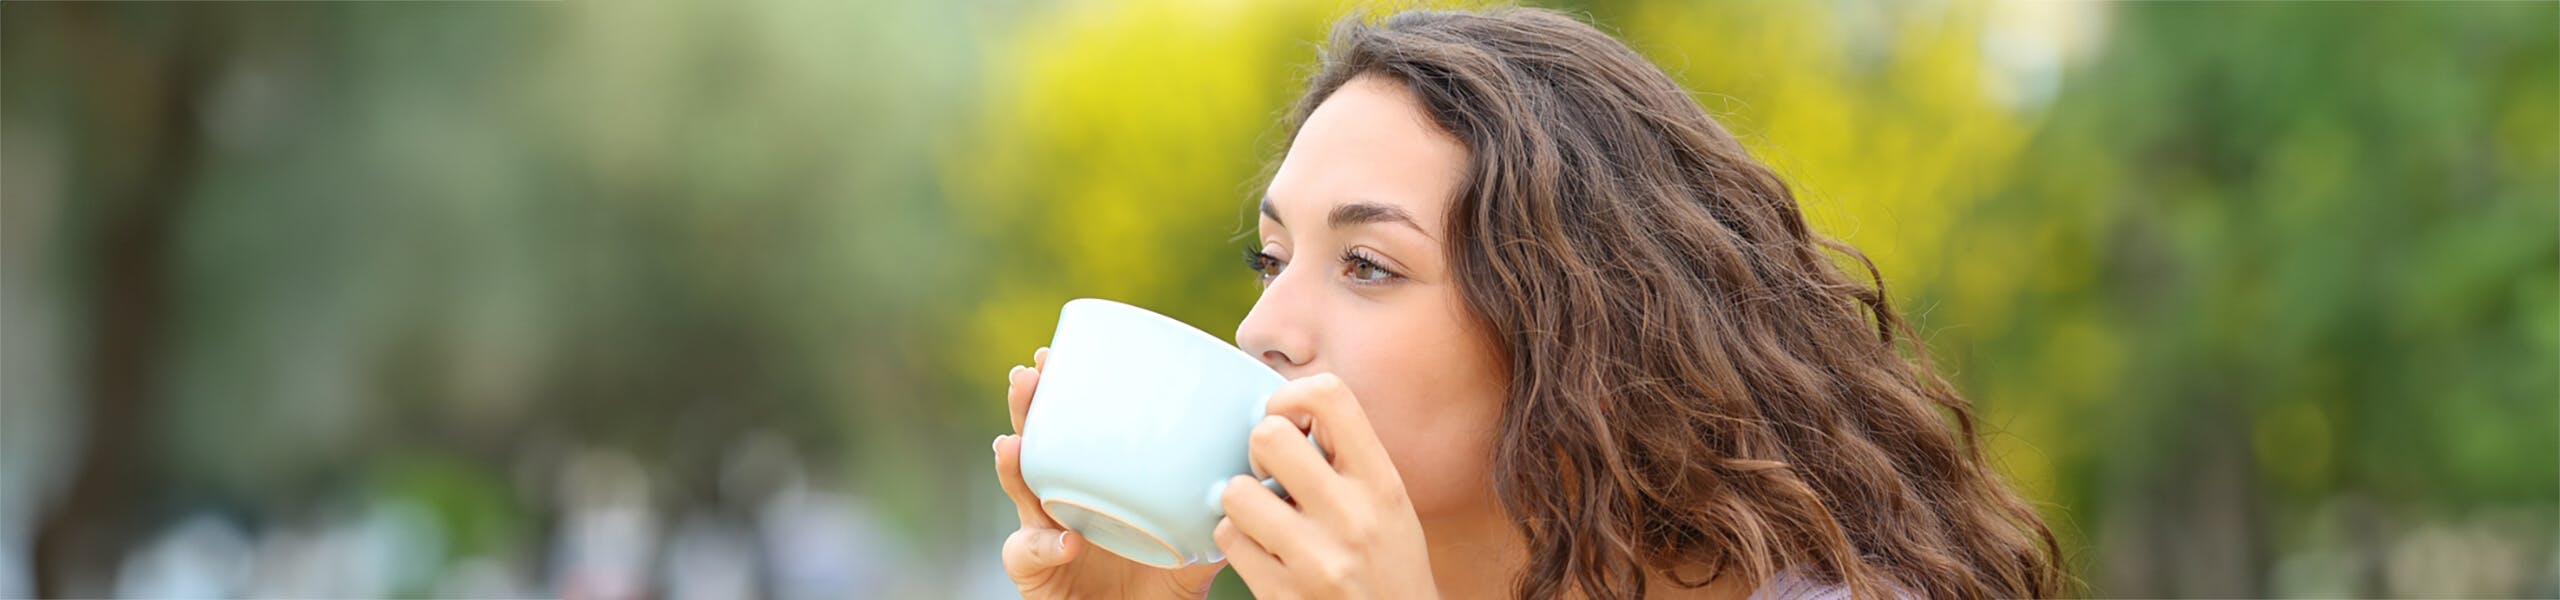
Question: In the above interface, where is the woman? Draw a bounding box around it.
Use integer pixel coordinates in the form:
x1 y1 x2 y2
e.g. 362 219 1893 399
990 7 2068 599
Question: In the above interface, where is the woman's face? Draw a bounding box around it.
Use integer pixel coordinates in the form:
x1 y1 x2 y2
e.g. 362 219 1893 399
1237 74 1510 522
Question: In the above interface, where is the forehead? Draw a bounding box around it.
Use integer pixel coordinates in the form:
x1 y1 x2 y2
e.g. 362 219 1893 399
1265 76 1469 228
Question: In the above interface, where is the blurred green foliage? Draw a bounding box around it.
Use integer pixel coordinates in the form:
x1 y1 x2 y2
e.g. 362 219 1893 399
1929 4 2559 595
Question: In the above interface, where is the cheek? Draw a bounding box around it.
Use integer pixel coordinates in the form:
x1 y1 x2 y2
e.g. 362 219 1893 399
1322 298 1507 518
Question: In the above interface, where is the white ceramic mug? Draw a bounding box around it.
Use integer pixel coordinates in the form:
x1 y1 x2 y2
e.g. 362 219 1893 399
1018 298 1288 568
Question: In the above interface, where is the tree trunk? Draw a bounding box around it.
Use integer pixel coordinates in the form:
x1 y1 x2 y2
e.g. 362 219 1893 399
28 4 220 596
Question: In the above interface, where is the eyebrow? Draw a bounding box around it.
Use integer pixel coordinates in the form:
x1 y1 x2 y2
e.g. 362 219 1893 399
1260 195 1429 237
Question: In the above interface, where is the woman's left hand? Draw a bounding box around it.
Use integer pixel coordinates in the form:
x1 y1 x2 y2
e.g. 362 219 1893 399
1215 373 1439 599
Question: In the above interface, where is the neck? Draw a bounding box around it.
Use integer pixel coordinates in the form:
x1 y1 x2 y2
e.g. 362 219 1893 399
1419 504 1753 600
1419 501 1530 599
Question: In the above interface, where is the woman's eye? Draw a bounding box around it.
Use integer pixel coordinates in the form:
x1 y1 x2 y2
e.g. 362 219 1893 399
1348 260 1391 282
1341 250 1399 283
1241 247 1285 281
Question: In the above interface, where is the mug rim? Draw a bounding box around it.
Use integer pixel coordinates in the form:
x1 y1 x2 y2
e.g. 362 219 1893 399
1062 298 1266 367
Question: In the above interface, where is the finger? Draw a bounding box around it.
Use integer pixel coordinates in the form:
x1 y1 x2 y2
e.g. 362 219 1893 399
1213 517 1290 598
1002 526 1084 579
1169 560 1228 595
1006 346 1050 435
992 434 1060 529
1248 415 1337 507
1219 474 1316 558
1007 363 1038 434
1265 373 1392 477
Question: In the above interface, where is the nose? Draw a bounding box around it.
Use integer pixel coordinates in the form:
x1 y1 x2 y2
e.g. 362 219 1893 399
1235 276 1317 375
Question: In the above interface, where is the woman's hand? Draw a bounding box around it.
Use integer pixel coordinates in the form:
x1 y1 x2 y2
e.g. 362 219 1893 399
1215 373 1439 599
993 347 1227 599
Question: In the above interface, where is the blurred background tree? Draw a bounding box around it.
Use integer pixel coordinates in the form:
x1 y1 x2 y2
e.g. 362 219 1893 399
2 1 2550 598
1929 3 2559 596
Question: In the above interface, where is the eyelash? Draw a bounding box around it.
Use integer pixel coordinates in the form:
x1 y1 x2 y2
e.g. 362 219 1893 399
1337 248 1401 283
1242 247 1283 282
1239 246 1404 286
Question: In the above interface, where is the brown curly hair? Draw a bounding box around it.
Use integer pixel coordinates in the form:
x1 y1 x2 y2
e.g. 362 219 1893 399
1272 7 2069 599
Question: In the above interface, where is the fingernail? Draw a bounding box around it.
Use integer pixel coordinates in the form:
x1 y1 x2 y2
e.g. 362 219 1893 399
1053 531 1069 554
992 435 1004 453
1009 365 1025 379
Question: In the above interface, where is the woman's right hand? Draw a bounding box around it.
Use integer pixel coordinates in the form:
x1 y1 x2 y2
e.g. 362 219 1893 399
994 347 1228 599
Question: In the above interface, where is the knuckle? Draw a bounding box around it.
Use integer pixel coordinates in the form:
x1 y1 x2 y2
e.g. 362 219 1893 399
1309 373 1347 395
1308 556 1353 586
1254 423 1290 446
1212 519 1241 547
1272 375 1349 420
1338 513 1377 541
1250 420 1293 447
1220 479 1251 505
1277 375 1330 403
